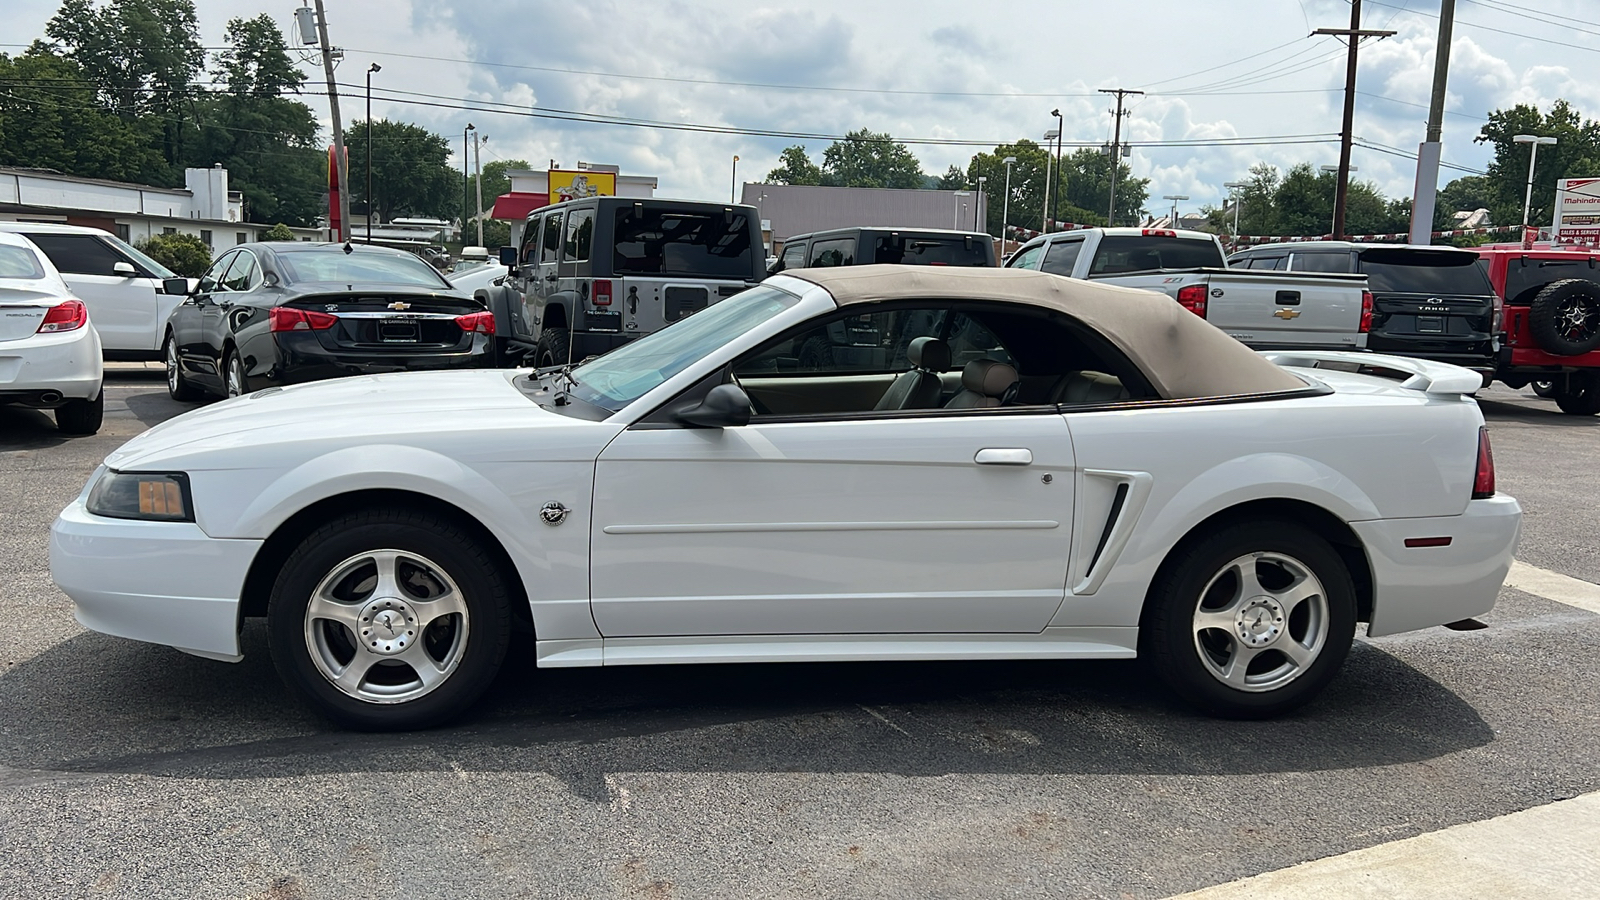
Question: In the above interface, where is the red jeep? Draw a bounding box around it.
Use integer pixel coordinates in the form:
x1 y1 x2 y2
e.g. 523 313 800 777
1476 246 1600 415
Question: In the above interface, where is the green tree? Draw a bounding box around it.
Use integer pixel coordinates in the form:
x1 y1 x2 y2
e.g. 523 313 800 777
821 129 926 189
935 165 967 190
343 119 458 223
1059 148 1148 227
0 44 167 183
47 0 205 169
1476 101 1600 227
766 146 824 185
964 140 1077 236
261 223 296 241
136 232 210 276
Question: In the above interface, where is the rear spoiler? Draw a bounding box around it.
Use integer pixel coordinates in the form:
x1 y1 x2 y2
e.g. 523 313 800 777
1261 350 1484 395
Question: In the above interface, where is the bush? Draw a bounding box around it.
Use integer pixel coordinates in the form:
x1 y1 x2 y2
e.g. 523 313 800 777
261 222 296 241
136 233 211 277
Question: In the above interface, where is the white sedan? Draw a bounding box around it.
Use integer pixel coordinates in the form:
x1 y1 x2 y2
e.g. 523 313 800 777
51 266 1520 729
0 232 104 433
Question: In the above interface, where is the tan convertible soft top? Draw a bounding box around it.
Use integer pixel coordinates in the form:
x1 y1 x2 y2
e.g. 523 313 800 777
781 265 1307 399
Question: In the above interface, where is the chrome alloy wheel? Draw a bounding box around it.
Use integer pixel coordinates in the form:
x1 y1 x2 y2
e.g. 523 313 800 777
303 549 470 704
166 338 180 392
226 354 244 397
1556 296 1597 343
1191 551 1329 693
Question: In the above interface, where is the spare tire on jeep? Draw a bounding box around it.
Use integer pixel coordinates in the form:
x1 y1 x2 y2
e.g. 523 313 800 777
1528 278 1600 355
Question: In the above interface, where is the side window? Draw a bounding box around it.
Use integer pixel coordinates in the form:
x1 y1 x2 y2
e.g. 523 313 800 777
541 213 563 263
22 233 125 276
808 238 855 268
736 307 948 378
1039 240 1084 277
221 251 258 292
564 208 594 262
198 251 237 293
1245 255 1286 270
519 218 542 266
780 242 807 271
1007 244 1045 269
944 312 1015 369
1289 251 1352 273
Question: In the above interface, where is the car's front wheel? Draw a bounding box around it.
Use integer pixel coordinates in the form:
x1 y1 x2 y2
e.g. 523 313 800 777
1141 520 1357 719
165 333 201 401
1530 379 1556 398
267 508 513 730
535 327 571 369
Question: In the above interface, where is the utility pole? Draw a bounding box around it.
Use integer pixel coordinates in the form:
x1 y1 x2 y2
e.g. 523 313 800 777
311 0 349 242
473 131 486 247
1100 88 1142 227
1314 1 1394 240
1409 0 1455 245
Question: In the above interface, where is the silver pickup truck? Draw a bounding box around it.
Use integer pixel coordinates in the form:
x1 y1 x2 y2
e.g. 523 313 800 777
1006 228 1371 351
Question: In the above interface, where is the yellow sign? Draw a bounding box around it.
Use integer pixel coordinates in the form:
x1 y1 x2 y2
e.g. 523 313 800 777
549 169 616 204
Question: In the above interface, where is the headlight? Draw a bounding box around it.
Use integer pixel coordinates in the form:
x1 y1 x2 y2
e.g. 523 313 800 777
86 470 193 522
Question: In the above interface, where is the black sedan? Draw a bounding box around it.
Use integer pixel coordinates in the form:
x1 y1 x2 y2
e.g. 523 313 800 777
163 242 495 401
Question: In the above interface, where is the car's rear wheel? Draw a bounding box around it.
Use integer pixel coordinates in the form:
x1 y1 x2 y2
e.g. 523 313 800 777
1528 279 1600 355
1531 379 1556 398
225 350 245 398
55 390 103 435
535 327 571 369
1553 371 1600 416
267 508 512 730
1141 520 1357 719
165 333 201 401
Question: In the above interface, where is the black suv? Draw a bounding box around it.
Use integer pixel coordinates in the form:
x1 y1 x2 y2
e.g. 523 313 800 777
770 227 996 274
1229 241 1498 378
486 197 764 366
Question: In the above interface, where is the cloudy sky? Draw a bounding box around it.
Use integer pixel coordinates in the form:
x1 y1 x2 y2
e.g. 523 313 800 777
11 0 1600 222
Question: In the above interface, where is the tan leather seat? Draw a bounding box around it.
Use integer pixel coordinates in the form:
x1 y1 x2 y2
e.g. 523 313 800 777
874 337 949 410
1050 370 1129 405
944 359 1018 409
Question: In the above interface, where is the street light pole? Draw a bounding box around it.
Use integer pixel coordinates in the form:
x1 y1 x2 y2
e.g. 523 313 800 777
1001 156 1017 246
462 123 474 245
975 175 987 232
1050 108 1064 229
473 131 486 247
951 191 971 229
1320 165 1357 236
1515 134 1558 234
731 155 739 204
1162 194 1189 228
1223 181 1247 236
365 63 379 244
1041 130 1059 232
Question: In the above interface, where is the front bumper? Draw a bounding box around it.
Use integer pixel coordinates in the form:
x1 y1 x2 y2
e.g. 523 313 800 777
50 496 261 661
0 326 102 403
1355 494 1522 637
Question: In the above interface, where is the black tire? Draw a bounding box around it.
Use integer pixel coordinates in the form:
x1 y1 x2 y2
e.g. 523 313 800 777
1531 380 1556 398
1528 279 1600 356
267 508 513 730
1140 520 1357 719
164 332 201 402
797 336 835 371
55 389 103 435
535 327 572 369
1554 371 1600 416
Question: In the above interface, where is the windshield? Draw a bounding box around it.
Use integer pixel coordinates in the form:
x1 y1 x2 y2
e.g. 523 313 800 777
108 235 177 279
613 206 756 278
871 235 990 266
569 284 800 411
276 249 452 288
1088 235 1223 274
1358 249 1492 295
0 245 46 279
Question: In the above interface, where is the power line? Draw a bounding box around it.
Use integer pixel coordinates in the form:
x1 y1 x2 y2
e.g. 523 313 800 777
1366 0 1600 54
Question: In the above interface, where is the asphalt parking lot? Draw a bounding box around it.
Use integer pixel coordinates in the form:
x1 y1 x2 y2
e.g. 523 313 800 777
2 367 1597 899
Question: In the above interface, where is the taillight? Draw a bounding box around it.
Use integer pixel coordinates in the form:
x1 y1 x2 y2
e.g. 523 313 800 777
1141 229 1177 237
1359 290 1374 334
268 307 338 332
1472 426 1495 499
36 300 88 333
1176 284 1208 318
455 311 494 334
592 279 612 307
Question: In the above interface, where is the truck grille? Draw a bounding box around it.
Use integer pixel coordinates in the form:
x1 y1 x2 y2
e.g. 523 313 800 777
665 286 709 321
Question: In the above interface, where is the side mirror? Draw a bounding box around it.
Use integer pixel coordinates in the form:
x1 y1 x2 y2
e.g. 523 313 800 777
766 260 784 276
162 277 191 296
674 383 752 428
113 261 137 277
498 246 518 267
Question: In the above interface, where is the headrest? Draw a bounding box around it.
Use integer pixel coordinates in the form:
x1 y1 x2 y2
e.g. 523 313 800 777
961 359 1018 397
908 336 950 372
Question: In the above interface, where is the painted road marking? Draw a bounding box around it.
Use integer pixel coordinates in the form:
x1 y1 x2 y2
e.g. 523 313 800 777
1504 560 1600 615
1169 790 1600 899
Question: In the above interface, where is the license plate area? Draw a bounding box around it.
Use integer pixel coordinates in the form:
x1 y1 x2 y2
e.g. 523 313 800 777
379 317 419 343
586 310 622 332
1416 315 1444 334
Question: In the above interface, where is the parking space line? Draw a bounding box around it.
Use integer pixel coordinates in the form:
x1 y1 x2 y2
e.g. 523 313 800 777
1167 790 1600 899
1504 561 1600 615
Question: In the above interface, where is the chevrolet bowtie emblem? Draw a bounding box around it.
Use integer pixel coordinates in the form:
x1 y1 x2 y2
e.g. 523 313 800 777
387 301 411 311
1273 309 1301 319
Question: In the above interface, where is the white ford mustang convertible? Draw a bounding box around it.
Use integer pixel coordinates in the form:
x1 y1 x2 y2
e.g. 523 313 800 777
51 266 1521 729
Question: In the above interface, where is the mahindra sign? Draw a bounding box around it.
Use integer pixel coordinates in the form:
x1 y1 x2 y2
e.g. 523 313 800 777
1554 177 1600 246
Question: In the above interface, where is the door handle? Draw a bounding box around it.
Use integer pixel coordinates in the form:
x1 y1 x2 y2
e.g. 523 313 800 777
545 273 559 282
975 448 1032 466
1275 290 1301 306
